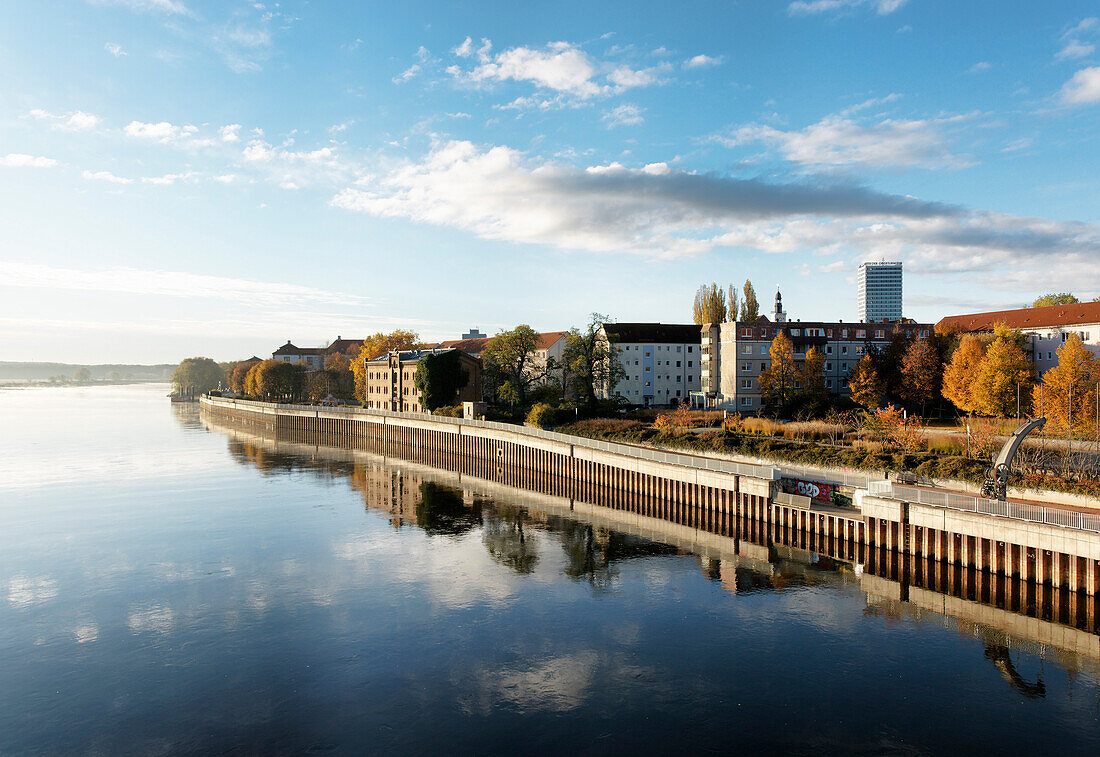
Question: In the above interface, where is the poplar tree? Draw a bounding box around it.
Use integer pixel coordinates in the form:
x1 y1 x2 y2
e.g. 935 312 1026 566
692 283 727 325
741 280 760 321
848 354 884 409
728 284 739 323
942 334 986 413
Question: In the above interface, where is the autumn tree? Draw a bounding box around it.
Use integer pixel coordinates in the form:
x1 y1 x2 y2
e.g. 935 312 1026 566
481 325 546 404
972 331 1033 417
1034 334 1098 436
758 330 797 412
692 283 727 325
245 359 302 401
171 357 224 395
727 284 739 323
740 280 760 321
942 334 986 413
228 358 261 393
325 351 351 372
798 346 828 412
1032 293 1079 308
562 313 626 410
848 354 884 409
900 337 940 415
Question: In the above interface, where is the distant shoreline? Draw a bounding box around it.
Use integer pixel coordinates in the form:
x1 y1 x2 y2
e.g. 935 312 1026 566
0 379 169 390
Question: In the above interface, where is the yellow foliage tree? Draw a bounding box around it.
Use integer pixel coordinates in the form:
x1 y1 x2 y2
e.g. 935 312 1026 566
848 354 884 409
1034 334 1099 436
349 329 423 400
900 337 940 414
971 333 1033 417
759 330 797 411
942 334 985 413
799 347 827 403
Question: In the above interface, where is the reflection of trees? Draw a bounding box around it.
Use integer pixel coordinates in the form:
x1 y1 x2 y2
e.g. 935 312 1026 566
559 521 678 590
984 643 1046 698
415 481 482 537
482 506 539 574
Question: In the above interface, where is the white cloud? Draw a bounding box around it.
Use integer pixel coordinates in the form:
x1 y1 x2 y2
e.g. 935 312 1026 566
82 169 133 184
460 41 606 98
1057 18 1099 62
0 262 375 309
220 123 242 142
1060 66 1100 104
788 0 908 16
1056 40 1095 61
89 0 192 15
330 139 1100 295
607 62 671 88
105 42 126 57
141 171 196 185
0 153 57 168
684 54 722 69
123 119 212 146
29 108 101 131
602 103 644 128
716 113 973 170
967 61 992 73
393 63 421 84
1002 137 1032 152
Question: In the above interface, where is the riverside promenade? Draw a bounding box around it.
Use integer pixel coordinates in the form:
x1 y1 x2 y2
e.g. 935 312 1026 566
200 396 1100 595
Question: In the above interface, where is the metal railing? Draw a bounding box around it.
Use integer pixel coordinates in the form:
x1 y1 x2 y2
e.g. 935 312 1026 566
870 481 1100 533
200 396 781 481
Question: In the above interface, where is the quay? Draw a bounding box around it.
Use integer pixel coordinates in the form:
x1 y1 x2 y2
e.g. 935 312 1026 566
200 396 1100 596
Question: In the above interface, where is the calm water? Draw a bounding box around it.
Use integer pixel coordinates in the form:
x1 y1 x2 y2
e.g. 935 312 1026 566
1 384 1098 755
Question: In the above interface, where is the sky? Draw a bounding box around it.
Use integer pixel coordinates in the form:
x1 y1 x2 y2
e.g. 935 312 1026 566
2 0 1100 363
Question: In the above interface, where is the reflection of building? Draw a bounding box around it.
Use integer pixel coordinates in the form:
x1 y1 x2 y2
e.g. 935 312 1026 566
598 323 702 407
858 261 903 323
363 348 483 412
937 301 1100 376
700 291 931 411
273 335 364 370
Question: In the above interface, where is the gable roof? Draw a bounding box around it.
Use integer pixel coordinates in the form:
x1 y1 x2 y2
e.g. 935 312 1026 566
937 301 1100 333
273 341 325 356
326 338 364 355
433 330 568 355
600 323 702 344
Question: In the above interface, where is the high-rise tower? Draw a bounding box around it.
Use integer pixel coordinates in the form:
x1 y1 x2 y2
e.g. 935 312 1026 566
858 261 902 323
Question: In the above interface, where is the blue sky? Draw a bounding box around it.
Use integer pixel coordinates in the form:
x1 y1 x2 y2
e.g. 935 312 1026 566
2 0 1100 363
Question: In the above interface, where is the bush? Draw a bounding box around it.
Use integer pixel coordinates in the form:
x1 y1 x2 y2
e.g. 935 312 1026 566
432 404 464 418
566 418 646 434
526 403 559 429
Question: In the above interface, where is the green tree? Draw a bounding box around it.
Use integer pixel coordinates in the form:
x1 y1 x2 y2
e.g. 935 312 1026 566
691 283 727 325
481 324 545 404
740 280 760 321
414 351 470 411
727 283 738 323
1032 293 1079 308
900 337 940 415
74 367 91 382
304 370 340 403
848 354 884 409
171 357 223 395
562 313 627 410
972 334 1033 417
758 330 797 412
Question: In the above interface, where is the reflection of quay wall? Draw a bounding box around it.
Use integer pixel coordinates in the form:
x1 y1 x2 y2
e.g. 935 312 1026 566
201 397 1100 595
208 416 1100 663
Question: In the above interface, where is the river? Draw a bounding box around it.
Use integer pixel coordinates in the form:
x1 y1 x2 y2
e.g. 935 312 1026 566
1 383 1098 754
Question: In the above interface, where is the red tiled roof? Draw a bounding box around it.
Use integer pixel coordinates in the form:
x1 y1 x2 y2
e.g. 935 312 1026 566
434 331 567 355
326 338 364 354
273 342 325 356
937 302 1100 333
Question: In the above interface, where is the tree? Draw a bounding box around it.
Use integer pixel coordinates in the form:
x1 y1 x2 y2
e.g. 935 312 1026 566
562 313 626 410
304 370 340 403
727 283 738 323
758 330 797 412
900 337 940 415
245 359 302 401
325 351 351 372
848 354 884 409
871 324 913 404
1032 293 1079 308
942 334 986 413
740 280 760 321
171 357 223 395
74 367 91 382
414 351 470 411
228 359 261 393
799 346 827 406
691 283 727 325
1034 334 1097 436
108 371 121 382
972 331 1033 417
480 325 545 404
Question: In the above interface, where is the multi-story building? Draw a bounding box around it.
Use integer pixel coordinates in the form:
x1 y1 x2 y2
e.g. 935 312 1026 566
937 301 1100 375
363 348 482 413
272 335 364 370
700 290 931 412
858 261 903 323
598 323 702 407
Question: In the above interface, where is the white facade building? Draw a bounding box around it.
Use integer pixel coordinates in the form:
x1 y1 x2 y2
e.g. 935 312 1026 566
858 261 903 323
599 323 701 407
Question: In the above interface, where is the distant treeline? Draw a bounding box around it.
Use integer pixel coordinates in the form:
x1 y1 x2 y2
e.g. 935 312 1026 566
0 362 175 381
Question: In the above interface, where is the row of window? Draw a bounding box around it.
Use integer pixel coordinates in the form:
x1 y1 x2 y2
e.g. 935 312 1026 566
620 345 696 353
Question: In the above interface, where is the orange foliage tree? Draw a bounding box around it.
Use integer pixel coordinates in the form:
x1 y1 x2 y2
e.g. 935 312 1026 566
942 334 985 413
1034 334 1100 436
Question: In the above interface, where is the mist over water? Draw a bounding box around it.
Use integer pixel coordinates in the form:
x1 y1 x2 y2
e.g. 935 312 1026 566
1 384 1098 754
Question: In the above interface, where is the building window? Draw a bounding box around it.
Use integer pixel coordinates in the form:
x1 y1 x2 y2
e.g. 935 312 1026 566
856 330 866 338
841 329 848 338
677 346 682 353
675 390 681 397
676 376 681 382
688 346 693 353
741 397 753 407
826 345 833 354
791 329 800 336
645 351 651 357
825 362 832 370
841 345 848 354
742 362 752 371
687 361 693 367
742 345 752 354
687 376 693 382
